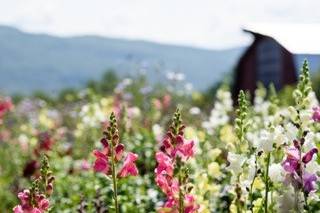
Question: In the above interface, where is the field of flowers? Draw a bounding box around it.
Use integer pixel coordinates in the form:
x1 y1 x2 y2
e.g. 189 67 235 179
1 60 320 212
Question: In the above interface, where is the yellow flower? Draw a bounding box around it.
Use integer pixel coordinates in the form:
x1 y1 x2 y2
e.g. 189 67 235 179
219 125 237 149
208 162 222 178
185 127 197 140
252 198 263 213
197 130 206 142
39 110 55 129
253 177 264 190
208 148 222 161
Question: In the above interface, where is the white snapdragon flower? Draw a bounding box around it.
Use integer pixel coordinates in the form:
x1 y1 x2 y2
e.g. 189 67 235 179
227 152 246 176
300 109 312 129
257 130 273 153
285 123 298 142
246 132 259 148
307 91 319 108
304 132 317 151
269 163 284 183
247 156 256 182
273 125 288 147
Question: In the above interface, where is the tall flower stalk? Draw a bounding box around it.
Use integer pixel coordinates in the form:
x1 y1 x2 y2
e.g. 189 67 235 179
282 60 318 211
230 90 249 213
155 108 199 213
92 112 139 213
13 155 55 213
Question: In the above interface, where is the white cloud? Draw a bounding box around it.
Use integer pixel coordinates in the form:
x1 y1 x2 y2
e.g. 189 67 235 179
0 0 319 49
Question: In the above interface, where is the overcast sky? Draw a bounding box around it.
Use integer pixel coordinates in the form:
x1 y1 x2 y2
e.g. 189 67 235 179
0 0 319 49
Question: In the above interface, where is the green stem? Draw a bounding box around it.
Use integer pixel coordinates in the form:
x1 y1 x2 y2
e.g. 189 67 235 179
248 155 258 213
236 176 241 213
178 170 184 213
249 175 257 213
264 153 270 213
110 142 119 213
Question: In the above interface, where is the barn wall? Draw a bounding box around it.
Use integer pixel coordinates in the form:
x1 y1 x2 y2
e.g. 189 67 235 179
233 34 297 102
281 48 297 86
233 37 260 100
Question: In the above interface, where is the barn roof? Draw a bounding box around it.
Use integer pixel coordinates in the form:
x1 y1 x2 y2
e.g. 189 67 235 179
243 23 320 55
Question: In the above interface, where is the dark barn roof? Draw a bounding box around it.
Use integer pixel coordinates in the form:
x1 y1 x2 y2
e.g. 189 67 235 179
233 23 320 100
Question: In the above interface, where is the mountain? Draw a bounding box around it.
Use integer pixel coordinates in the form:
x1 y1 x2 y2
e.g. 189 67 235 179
0 25 244 94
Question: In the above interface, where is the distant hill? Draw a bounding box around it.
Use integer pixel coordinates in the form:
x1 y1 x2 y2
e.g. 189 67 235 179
0 25 244 94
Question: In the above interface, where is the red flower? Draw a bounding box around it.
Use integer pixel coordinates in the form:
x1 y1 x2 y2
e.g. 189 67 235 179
118 152 139 177
0 98 13 120
93 150 109 174
115 143 125 161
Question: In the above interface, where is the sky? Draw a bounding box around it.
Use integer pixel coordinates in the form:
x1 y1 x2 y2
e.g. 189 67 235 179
0 0 320 49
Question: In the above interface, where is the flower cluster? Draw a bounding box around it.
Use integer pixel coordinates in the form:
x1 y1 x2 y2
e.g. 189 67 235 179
155 109 199 213
92 112 138 177
13 156 54 213
92 112 139 212
282 144 318 193
0 97 13 124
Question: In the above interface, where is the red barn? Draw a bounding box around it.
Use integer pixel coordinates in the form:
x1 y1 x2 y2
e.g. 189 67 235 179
233 24 320 99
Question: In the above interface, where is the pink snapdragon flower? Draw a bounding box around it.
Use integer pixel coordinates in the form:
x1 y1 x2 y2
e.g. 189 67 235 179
118 152 139 177
93 150 110 174
282 145 318 193
312 106 320 122
184 194 200 213
92 113 138 180
92 137 138 177
13 189 50 213
155 109 199 213
92 112 139 213
155 152 174 176
162 134 195 159
13 156 54 213
282 147 318 174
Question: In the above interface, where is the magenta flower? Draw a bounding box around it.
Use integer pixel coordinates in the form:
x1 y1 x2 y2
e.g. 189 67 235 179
184 194 200 213
175 135 195 159
162 134 195 159
13 190 50 213
312 106 320 122
282 144 319 196
92 125 138 178
92 113 139 213
115 143 125 161
93 150 110 174
155 151 174 176
13 156 54 213
282 147 300 173
282 147 318 174
118 152 139 177
302 148 318 164
303 172 318 193
155 109 199 212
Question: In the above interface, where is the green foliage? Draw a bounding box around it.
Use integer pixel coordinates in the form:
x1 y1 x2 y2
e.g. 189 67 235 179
235 90 249 147
293 60 312 109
